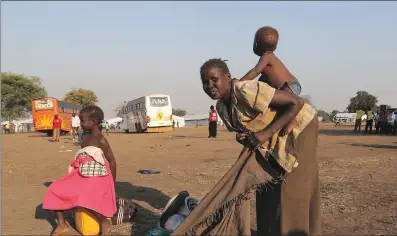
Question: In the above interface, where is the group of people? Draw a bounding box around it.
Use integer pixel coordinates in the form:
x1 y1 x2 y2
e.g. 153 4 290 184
352 105 394 134
2 121 32 134
43 26 320 236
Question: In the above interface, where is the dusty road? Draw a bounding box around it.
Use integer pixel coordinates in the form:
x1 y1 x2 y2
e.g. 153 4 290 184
1 125 397 235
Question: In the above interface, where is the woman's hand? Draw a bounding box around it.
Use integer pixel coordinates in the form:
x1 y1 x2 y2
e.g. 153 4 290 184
253 130 272 148
236 133 247 145
236 130 272 151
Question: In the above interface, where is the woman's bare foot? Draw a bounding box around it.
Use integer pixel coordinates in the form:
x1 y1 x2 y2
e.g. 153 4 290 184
51 223 72 236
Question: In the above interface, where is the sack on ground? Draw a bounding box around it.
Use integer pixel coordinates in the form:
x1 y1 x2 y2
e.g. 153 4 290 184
111 196 138 225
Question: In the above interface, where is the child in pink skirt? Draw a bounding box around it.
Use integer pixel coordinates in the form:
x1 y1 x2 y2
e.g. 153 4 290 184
43 105 117 235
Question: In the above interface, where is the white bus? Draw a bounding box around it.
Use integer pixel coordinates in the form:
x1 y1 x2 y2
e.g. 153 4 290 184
120 94 173 133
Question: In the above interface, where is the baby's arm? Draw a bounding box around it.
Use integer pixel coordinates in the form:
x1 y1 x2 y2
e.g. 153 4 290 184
99 137 117 182
240 54 272 81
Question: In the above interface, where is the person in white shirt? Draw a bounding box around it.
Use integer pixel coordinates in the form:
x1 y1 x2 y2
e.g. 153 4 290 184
71 113 81 141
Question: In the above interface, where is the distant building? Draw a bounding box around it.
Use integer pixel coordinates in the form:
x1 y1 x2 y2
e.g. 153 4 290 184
172 115 185 127
184 114 209 127
332 113 357 122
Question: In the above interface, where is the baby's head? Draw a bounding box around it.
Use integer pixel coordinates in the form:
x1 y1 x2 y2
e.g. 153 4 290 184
200 58 232 101
253 26 279 56
79 105 104 131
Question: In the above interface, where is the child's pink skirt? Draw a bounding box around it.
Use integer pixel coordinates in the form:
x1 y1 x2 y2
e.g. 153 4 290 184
43 157 117 217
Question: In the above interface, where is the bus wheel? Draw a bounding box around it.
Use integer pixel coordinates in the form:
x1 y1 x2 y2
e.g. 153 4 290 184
124 129 129 133
46 131 53 137
137 124 142 133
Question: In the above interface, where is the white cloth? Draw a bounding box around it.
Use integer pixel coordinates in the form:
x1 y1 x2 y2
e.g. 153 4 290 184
68 146 106 174
72 116 80 127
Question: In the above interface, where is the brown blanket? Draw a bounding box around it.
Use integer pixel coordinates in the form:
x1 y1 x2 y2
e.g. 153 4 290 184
172 118 321 236
172 148 283 236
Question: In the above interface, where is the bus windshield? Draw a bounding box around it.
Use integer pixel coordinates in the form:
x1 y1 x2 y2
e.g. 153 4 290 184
34 99 55 111
149 97 169 107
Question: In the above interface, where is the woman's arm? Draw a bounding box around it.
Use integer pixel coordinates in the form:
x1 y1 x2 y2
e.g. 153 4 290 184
254 90 304 144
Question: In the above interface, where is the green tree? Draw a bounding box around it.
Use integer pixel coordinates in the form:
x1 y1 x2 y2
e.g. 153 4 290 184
114 102 126 116
346 91 378 112
317 110 332 122
172 108 187 117
64 88 98 107
1 72 47 120
330 110 339 118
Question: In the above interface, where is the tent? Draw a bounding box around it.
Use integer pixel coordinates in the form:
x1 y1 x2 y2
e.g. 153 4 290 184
106 117 122 126
172 115 185 127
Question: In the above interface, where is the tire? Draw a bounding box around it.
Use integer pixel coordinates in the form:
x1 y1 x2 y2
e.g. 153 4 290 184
124 129 129 133
46 131 53 137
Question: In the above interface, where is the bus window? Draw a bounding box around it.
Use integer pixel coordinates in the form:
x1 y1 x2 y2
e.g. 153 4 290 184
150 97 169 107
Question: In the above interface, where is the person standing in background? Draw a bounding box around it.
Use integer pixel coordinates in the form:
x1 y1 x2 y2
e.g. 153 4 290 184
71 113 80 141
208 105 218 138
4 122 10 134
105 121 110 136
364 110 374 134
53 114 62 142
354 109 365 132
376 105 388 134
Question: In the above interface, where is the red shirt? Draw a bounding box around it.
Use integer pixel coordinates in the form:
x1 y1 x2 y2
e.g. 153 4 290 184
53 118 61 128
209 109 218 122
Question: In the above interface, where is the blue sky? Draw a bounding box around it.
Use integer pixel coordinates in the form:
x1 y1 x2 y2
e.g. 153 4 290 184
2 1 397 117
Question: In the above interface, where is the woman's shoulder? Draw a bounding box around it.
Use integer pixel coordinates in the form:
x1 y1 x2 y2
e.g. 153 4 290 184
233 80 273 92
233 80 274 101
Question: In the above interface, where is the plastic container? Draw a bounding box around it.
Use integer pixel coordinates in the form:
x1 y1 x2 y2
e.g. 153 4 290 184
145 222 172 236
73 207 111 236
145 191 190 236
164 214 185 231
177 196 198 216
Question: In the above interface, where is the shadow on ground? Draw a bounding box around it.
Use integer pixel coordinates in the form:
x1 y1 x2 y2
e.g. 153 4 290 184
35 181 170 235
35 182 75 233
319 128 395 137
116 181 170 235
251 229 308 236
28 134 48 138
348 143 397 150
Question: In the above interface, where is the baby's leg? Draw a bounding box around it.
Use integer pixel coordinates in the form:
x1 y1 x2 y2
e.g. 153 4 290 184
279 85 299 136
52 211 72 235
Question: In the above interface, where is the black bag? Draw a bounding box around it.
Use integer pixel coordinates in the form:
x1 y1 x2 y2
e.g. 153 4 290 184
111 196 138 225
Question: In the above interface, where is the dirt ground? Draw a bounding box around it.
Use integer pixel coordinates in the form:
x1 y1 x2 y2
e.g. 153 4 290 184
2 124 397 235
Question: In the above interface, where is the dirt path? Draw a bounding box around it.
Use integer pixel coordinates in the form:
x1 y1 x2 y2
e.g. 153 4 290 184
1 125 396 235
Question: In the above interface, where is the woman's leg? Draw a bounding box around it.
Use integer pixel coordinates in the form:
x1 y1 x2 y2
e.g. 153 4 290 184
52 211 72 235
281 118 321 235
256 183 282 235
